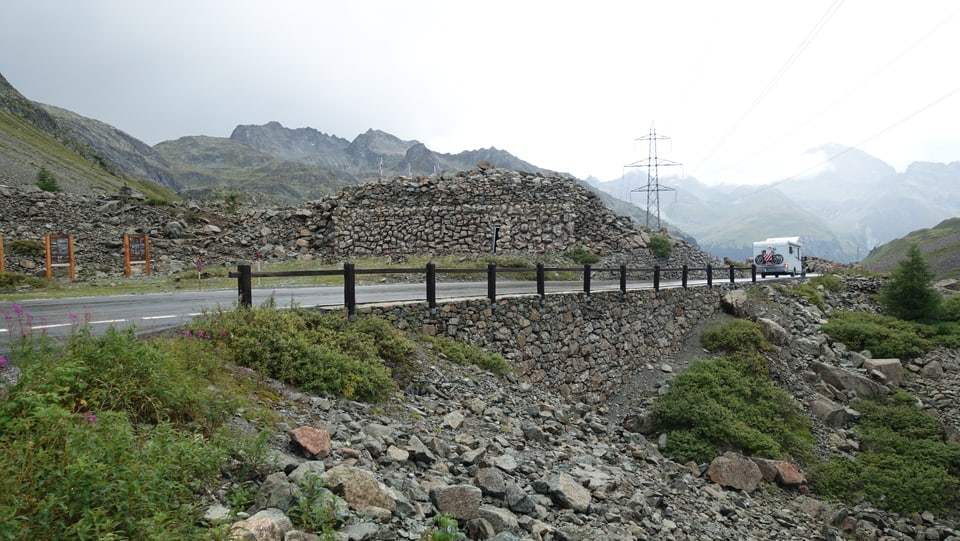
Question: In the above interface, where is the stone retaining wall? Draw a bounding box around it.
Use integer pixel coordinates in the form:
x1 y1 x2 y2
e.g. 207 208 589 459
359 284 732 403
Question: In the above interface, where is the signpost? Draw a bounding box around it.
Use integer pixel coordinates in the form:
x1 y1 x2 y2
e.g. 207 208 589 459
45 234 75 280
0 234 4 273
123 234 151 277
196 257 203 290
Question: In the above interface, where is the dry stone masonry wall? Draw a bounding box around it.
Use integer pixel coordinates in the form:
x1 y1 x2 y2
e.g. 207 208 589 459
360 284 727 404
0 165 717 280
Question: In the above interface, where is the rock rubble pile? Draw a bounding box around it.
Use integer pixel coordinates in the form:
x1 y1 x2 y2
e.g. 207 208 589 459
212 274 959 540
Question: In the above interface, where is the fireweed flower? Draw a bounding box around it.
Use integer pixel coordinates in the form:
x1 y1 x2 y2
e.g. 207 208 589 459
83 412 97 423
0 356 7 368
12 303 23 315
68 312 78 320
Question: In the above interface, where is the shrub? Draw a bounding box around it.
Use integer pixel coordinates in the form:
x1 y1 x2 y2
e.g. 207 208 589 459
35 166 61 192
0 271 49 289
419 515 467 541
567 247 601 265
809 273 842 292
879 243 941 322
421 335 511 375
821 311 933 359
699 319 772 375
651 356 814 464
8 239 44 257
781 282 825 308
0 319 269 540
190 308 412 402
809 391 960 515
649 235 673 259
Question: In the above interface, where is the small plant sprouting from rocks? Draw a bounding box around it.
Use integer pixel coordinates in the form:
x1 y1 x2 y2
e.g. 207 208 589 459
419 514 467 541
420 335 511 375
287 472 340 537
649 235 673 259
567 247 601 265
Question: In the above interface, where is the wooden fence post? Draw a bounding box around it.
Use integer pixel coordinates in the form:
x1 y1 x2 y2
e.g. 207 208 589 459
583 264 592 298
729 264 736 284
426 262 437 313
707 264 713 288
653 265 660 291
682 265 688 288
487 262 497 307
536 263 545 303
752 264 757 282
344 262 356 318
237 264 252 307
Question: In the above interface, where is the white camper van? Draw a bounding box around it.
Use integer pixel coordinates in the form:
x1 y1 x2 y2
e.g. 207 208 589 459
753 237 803 278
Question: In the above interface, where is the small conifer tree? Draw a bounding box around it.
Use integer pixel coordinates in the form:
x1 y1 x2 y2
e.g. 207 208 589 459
36 166 62 192
879 243 941 321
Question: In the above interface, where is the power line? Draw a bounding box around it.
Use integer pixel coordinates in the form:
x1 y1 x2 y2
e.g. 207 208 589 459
785 86 960 181
691 0 844 175
719 5 960 173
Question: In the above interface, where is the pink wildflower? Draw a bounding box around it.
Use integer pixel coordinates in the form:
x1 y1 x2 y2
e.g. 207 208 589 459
83 412 97 423
12 303 23 315
68 312 78 320
0 356 7 368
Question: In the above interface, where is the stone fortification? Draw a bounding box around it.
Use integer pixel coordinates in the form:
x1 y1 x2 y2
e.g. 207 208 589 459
0 165 717 279
315 165 649 257
361 284 726 403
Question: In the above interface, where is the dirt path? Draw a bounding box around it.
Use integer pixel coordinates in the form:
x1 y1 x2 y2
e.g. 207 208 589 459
602 310 735 425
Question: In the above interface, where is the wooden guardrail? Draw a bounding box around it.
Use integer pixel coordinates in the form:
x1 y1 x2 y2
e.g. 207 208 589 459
230 262 760 315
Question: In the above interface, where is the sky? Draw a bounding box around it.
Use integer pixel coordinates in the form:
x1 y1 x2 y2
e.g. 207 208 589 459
1 1 959 186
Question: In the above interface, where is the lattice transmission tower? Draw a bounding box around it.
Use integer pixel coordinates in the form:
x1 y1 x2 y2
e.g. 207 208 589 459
625 123 681 230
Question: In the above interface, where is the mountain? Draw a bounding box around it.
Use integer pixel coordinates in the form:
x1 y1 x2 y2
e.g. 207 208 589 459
860 217 960 280
590 145 960 263
0 72 176 200
152 122 550 204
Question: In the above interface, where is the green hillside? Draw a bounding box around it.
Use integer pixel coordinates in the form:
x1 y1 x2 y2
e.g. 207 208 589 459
860 217 960 279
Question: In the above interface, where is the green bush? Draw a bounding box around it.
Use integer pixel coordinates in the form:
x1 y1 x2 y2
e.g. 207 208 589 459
809 273 842 292
8 239 44 257
567 247 601 265
0 321 269 540
649 235 673 259
651 356 813 464
940 293 960 322
0 271 49 289
699 319 771 375
190 308 413 402
35 166 61 192
781 282 825 308
821 311 933 359
421 335 511 375
809 391 960 515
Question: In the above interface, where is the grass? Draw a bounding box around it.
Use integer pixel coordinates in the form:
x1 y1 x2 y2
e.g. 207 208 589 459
0 299 511 539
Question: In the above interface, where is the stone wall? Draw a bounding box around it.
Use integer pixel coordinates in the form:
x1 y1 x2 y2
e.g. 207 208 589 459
359 283 731 404
310 165 715 269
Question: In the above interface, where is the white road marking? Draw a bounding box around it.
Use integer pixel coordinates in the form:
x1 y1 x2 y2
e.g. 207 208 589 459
89 319 128 325
141 315 177 320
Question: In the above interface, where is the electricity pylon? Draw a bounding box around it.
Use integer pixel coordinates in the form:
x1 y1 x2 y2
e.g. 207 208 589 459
625 123 681 230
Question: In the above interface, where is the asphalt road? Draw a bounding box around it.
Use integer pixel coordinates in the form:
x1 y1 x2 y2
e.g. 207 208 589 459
0 274 792 353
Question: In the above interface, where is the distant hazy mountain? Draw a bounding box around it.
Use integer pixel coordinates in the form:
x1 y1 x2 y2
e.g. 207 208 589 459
589 146 960 263
154 122 549 203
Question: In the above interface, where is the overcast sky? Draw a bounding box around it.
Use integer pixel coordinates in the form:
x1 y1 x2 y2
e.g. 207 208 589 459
2 1 958 185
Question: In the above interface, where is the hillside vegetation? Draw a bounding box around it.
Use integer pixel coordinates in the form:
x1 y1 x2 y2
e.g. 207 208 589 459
860 217 960 279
